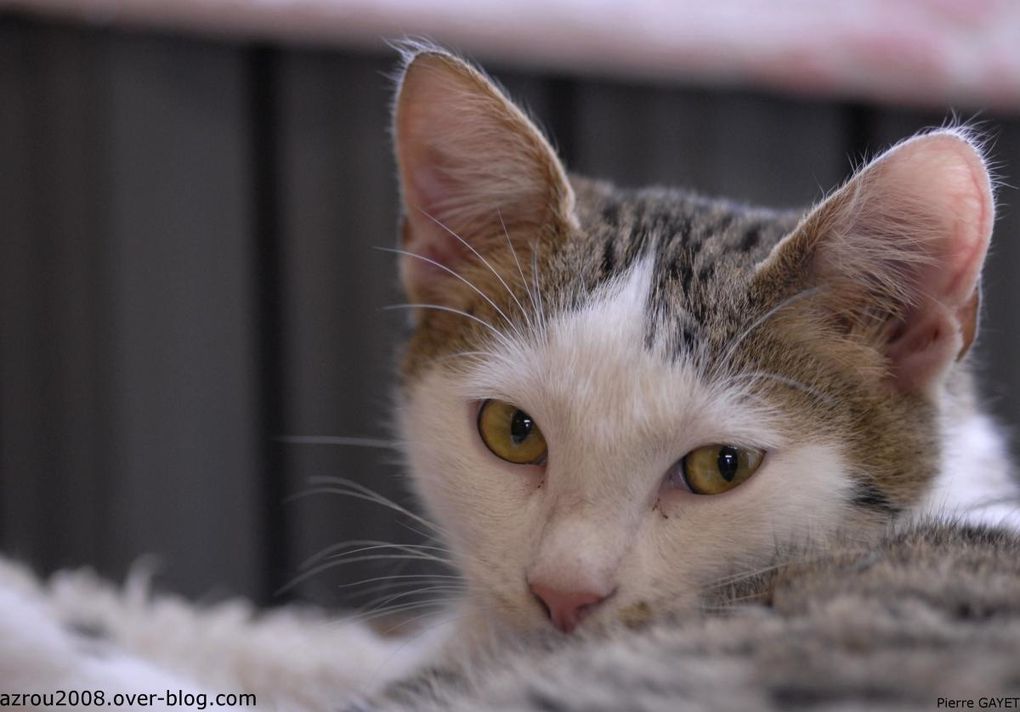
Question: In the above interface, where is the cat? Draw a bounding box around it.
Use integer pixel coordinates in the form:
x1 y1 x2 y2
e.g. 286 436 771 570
386 42 1020 665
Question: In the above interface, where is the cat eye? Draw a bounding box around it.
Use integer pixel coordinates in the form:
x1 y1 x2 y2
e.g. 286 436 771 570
669 445 764 495
477 399 548 465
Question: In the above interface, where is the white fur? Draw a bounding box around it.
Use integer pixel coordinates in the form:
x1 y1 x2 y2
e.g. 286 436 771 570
917 411 1020 530
0 557 439 710
400 258 855 643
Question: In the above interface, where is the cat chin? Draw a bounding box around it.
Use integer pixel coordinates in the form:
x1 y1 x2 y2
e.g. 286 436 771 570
438 599 617 660
444 570 714 646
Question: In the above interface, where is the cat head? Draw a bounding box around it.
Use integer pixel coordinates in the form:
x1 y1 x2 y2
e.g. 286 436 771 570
390 46 995 637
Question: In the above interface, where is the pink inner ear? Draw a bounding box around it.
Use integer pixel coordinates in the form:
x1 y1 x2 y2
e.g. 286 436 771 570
886 301 962 393
874 133 994 391
397 135 476 293
885 134 994 310
401 158 460 258
407 160 449 216
937 174 992 308
398 210 472 301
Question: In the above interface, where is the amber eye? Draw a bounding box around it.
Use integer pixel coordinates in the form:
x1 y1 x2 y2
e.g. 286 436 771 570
675 445 764 495
477 400 548 465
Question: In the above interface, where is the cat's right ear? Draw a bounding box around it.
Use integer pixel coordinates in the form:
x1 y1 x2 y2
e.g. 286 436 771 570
392 46 575 302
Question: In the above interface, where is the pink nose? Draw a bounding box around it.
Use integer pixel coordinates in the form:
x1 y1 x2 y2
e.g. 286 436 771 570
529 582 608 633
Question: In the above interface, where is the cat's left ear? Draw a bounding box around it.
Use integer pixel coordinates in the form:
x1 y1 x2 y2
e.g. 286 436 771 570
758 129 994 394
392 46 575 303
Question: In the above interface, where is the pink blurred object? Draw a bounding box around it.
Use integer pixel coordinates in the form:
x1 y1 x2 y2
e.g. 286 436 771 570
3 0 1020 110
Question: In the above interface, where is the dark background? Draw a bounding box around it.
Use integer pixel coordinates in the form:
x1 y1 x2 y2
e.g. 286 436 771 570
2 14 1019 608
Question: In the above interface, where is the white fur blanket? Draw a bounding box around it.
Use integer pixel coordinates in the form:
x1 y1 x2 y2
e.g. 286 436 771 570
0 557 435 711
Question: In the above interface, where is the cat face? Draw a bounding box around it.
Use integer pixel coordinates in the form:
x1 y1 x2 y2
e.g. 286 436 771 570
391 46 994 637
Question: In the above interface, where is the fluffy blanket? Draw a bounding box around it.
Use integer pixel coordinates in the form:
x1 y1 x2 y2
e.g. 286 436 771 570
0 558 435 710
4 523 1020 711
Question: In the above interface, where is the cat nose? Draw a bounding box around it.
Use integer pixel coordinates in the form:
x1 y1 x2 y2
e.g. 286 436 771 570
529 582 609 633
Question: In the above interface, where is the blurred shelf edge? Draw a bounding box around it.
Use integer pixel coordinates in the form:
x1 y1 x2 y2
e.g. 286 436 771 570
2 1 1019 112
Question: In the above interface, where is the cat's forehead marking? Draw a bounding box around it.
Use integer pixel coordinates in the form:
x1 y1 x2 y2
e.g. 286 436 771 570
567 181 799 356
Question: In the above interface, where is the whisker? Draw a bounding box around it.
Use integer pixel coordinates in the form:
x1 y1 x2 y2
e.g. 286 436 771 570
377 607 457 637
300 491 444 541
713 286 824 379
348 575 465 599
419 208 531 332
285 485 431 531
299 540 452 570
497 208 539 327
530 242 547 338
322 552 451 570
730 370 837 407
363 585 466 612
431 350 495 368
321 546 451 568
278 553 451 596
378 246 521 337
703 559 793 590
342 599 453 626
393 518 449 547
383 303 513 349
320 550 444 567
339 575 465 601
276 435 398 450
298 475 447 536
699 591 769 612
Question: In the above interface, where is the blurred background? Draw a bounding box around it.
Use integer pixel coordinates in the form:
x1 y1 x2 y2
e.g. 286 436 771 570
1 0 1019 609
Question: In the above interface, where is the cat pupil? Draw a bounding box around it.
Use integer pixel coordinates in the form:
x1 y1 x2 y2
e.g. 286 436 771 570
510 410 534 445
717 446 740 482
